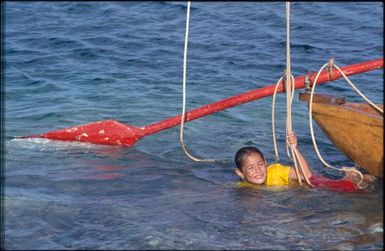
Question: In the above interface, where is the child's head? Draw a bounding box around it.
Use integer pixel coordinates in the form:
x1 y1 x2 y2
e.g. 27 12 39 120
234 146 268 185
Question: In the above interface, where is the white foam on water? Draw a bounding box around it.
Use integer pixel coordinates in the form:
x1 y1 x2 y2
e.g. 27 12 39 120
8 137 107 151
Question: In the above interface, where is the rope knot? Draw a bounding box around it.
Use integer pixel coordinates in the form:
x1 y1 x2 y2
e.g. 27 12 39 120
304 70 312 91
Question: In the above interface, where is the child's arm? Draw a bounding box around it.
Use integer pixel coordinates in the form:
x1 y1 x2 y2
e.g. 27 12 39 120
287 132 313 181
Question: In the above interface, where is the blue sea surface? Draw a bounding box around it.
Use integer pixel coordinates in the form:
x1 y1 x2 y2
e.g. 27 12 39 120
4 2 383 250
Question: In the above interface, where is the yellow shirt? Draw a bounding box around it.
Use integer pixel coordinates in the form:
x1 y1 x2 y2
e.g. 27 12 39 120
266 163 290 186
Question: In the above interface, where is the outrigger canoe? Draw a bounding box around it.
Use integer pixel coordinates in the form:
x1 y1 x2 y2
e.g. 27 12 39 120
300 93 383 178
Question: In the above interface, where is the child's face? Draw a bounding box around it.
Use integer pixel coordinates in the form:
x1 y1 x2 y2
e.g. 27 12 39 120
236 152 267 185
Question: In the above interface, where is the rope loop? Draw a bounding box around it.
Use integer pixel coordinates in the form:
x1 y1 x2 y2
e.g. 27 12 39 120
272 73 296 162
179 1 224 163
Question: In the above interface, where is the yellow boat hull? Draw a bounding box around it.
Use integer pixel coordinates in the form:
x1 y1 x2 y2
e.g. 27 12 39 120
311 101 383 178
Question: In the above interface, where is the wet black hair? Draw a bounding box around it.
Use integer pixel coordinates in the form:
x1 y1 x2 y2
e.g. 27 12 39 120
234 146 265 171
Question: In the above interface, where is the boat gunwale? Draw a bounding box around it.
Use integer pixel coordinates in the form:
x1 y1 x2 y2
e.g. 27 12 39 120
311 102 384 124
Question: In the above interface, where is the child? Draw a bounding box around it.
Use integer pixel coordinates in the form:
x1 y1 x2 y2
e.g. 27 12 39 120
234 132 375 191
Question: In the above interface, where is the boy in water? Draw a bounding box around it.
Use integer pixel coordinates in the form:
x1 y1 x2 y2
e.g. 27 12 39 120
234 132 375 190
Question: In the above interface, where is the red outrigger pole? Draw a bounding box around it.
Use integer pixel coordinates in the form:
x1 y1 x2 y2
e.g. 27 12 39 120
21 58 383 147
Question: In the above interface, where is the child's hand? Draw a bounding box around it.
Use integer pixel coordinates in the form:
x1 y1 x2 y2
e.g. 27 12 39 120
286 131 297 147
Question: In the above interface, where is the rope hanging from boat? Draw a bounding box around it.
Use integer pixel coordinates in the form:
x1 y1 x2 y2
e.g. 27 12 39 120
179 1 219 162
272 7 296 163
307 59 383 187
270 2 313 186
284 2 313 186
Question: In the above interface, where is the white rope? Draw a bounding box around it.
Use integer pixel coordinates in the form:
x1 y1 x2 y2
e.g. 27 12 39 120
307 59 384 187
272 74 295 162
285 74 296 160
333 64 383 114
285 2 292 133
180 1 219 162
272 77 283 162
284 2 312 186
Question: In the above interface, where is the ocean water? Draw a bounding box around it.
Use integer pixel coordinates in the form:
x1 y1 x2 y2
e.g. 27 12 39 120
3 2 383 250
